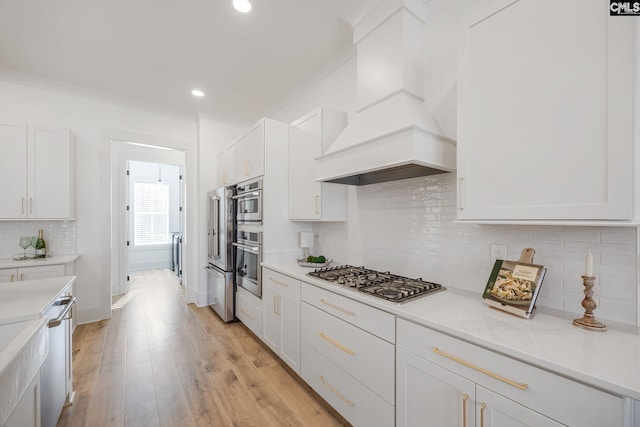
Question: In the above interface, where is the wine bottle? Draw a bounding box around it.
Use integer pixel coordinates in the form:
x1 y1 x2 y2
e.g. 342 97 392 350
35 229 46 258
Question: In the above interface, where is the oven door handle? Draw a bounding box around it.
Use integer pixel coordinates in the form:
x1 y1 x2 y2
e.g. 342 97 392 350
232 242 260 253
231 192 260 200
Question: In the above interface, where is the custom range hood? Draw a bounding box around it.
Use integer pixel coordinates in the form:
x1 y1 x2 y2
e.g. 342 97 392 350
316 0 456 186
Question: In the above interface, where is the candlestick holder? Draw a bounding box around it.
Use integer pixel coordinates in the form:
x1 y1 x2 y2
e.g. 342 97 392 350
572 275 607 332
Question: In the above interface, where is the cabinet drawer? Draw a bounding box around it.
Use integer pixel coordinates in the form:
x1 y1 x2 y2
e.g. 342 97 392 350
302 302 394 404
263 269 300 299
301 343 394 427
397 319 623 427
236 286 262 338
301 282 395 343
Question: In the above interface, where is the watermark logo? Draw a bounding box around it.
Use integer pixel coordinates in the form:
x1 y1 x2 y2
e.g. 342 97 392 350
610 1 640 15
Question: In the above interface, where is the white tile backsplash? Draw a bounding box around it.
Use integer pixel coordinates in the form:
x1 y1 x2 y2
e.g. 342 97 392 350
0 221 77 259
312 173 638 325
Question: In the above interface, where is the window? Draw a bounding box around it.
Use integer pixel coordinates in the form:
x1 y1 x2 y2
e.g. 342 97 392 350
134 181 170 245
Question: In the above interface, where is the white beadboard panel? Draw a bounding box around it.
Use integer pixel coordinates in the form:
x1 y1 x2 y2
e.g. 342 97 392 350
0 220 77 259
312 173 638 325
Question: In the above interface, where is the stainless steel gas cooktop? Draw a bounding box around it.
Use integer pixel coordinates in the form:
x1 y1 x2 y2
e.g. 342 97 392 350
308 265 445 303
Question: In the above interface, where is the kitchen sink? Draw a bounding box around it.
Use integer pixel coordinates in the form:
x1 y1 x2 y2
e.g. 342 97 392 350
0 317 48 426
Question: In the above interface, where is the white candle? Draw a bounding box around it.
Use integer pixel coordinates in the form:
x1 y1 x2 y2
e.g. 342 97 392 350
585 250 593 277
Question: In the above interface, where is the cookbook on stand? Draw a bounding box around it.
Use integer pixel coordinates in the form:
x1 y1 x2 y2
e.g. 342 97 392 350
482 259 547 319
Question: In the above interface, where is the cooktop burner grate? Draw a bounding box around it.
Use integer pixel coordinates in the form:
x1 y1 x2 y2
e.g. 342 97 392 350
308 265 445 303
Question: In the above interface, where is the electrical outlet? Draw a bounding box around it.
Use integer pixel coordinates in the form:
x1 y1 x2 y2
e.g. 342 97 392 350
490 244 507 265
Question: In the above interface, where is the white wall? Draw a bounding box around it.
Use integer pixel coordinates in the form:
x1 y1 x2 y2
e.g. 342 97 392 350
0 78 197 324
268 0 639 325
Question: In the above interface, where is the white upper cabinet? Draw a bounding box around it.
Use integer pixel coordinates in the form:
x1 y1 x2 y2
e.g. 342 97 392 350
457 0 634 221
289 107 347 221
217 141 236 186
0 121 74 219
0 122 27 218
236 120 265 182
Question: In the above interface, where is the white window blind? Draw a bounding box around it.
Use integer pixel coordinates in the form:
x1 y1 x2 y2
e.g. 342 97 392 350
134 181 170 246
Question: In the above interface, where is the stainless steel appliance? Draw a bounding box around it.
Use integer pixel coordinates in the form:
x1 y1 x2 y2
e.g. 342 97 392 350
171 232 182 279
234 179 262 224
41 294 75 427
308 265 444 303
206 186 236 322
233 229 262 298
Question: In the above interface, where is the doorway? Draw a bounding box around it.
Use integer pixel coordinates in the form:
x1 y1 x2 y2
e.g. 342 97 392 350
111 141 186 298
126 161 183 282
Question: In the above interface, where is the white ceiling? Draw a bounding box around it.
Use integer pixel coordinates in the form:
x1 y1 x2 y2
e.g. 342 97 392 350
0 0 372 122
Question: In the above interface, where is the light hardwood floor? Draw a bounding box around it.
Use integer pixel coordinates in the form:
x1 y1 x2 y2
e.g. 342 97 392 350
57 269 346 427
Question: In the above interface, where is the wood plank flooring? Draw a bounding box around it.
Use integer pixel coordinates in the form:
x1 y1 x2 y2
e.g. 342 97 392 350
57 269 346 427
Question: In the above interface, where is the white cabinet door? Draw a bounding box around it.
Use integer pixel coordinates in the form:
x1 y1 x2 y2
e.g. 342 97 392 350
19 264 66 281
262 282 281 354
217 142 236 186
289 108 347 221
279 291 300 373
476 386 562 427
236 285 263 337
0 121 27 218
4 371 40 427
28 125 73 219
457 0 634 220
0 268 19 283
236 120 265 182
262 269 301 374
397 348 476 427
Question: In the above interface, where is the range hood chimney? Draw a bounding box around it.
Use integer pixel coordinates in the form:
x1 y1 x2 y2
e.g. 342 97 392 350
316 0 456 186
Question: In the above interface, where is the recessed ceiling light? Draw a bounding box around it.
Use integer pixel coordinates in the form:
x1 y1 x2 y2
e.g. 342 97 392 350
191 89 205 97
233 0 251 13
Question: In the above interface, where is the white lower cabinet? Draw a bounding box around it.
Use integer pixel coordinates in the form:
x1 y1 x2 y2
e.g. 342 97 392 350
302 342 394 427
236 285 263 338
397 318 624 427
262 269 300 374
5 370 41 427
0 264 66 283
300 282 395 426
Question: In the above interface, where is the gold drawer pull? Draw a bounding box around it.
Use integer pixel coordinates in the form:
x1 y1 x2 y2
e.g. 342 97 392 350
462 393 469 427
434 347 528 390
270 277 289 287
320 299 355 316
319 376 355 407
480 403 487 427
319 332 355 355
239 308 253 321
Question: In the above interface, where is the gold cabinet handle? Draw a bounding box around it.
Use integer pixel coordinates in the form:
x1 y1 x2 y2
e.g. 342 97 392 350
319 332 355 355
320 299 355 316
222 171 227 184
434 347 528 390
244 159 249 175
480 402 487 427
319 376 355 407
315 195 320 214
20 273 24 281
239 308 253 321
29 198 33 214
462 393 469 427
10 273 15 282
270 277 288 287
21 197 25 214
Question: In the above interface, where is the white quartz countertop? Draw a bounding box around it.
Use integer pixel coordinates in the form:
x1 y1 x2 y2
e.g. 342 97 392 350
262 260 640 401
0 254 79 269
0 276 76 325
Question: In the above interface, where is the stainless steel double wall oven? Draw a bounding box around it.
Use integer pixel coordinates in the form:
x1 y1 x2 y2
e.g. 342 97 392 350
233 178 263 298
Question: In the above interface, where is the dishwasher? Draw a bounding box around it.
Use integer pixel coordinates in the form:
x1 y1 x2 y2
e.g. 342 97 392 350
40 294 75 427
